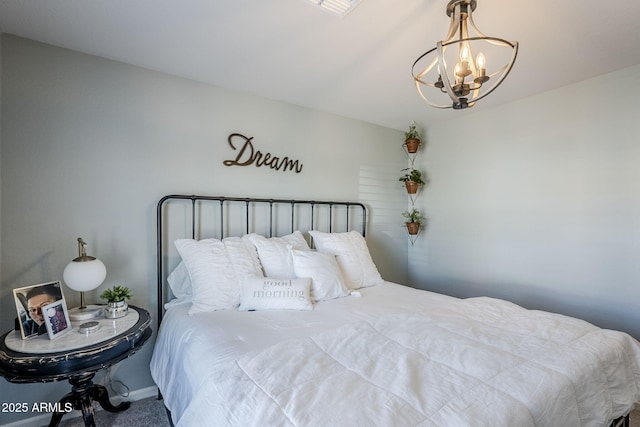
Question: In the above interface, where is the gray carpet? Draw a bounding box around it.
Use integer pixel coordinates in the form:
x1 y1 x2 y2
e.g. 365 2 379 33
55 396 171 427
51 397 637 426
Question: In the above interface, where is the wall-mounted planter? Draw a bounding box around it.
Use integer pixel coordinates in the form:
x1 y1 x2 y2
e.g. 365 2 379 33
404 138 421 154
400 121 425 246
405 180 419 194
406 222 420 235
399 168 425 195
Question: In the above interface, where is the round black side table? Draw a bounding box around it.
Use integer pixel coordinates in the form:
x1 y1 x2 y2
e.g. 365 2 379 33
0 305 152 427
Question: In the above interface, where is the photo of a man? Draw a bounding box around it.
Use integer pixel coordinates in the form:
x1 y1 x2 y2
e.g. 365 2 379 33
13 281 65 339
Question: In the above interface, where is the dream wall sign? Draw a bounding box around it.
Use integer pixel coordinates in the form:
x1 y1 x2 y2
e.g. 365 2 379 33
223 133 304 174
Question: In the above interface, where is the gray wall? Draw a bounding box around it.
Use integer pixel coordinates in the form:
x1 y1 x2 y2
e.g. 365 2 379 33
4 31 638 426
409 64 640 339
0 35 407 425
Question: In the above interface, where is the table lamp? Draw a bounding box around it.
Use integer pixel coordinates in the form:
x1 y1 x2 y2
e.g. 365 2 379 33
63 237 107 321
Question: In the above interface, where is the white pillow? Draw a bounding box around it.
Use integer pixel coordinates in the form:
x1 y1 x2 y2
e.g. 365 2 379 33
175 239 234 313
238 276 313 311
174 236 263 314
247 231 310 279
167 261 191 299
309 230 383 289
290 249 350 302
224 235 264 277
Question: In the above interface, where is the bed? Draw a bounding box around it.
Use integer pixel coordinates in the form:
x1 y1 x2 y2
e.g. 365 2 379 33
150 194 640 427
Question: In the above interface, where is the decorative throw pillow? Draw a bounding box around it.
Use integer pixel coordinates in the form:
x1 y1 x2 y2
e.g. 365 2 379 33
167 261 191 299
238 276 313 311
247 231 311 279
290 249 350 302
309 230 383 289
174 236 263 314
174 239 236 314
224 235 264 277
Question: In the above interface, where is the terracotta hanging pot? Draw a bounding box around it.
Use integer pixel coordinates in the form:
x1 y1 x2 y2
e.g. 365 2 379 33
405 180 419 194
405 138 421 153
406 222 420 235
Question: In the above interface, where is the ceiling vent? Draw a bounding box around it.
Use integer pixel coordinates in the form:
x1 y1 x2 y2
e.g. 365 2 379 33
307 0 363 17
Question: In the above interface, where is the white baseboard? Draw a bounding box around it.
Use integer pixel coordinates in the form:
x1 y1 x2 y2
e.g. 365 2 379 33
1 385 158 427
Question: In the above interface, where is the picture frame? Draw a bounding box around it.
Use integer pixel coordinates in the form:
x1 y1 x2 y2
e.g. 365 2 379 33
42 299 72 339
13 281 66 339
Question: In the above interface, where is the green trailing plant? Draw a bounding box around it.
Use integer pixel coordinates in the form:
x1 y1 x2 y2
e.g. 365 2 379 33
99 285 132 302
398 168 426 185
402 209 424 224
404 121 420 140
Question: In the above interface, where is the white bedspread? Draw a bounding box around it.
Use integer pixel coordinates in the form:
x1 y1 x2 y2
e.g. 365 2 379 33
150 282 640 426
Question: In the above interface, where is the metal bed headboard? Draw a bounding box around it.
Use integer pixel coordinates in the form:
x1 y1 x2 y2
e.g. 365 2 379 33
156 194 367 327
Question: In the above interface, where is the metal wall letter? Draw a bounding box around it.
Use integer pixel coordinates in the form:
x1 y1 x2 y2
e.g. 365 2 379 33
223 133 303 174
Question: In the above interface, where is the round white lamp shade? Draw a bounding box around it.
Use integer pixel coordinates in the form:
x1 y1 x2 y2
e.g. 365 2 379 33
63 238 107 321
63 258 107 292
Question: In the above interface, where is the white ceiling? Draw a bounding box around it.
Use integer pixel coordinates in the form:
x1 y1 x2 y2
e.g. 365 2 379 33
1 0 640 130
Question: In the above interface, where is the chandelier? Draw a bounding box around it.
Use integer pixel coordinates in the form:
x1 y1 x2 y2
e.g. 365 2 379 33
411 0 518 110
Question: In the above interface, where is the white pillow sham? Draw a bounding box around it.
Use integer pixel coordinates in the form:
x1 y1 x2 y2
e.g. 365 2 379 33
238 276 313 311
290 249 350 302
167 261 191 299
309 230 383 289
174 235 263 314
247 231 310 279
224 235 264 276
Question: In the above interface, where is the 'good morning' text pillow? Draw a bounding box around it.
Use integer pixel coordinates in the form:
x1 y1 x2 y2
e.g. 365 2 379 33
238 276 313 311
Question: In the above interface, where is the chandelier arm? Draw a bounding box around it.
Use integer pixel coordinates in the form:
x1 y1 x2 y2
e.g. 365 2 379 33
443 5 462 42
486 62 509 78
414 81 454 109
440 36 516 50
469 79 481 100
484 38 516 48
414 55 439 82
464 1 487 105
465 7 489 39
459 7 469 41
437 42 462 105
412 39 458 108
466 41 519 104
411 46 442 88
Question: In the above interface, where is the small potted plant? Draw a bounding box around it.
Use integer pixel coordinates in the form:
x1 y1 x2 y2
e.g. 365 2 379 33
100 285 132 319
404 121 421 153
398 168 426 194
402 209 424 235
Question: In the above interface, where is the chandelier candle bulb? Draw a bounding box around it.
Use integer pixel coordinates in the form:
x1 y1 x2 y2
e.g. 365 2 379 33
460 45 469 62
459 46 471 76
454 63 463 80
477 52 486 72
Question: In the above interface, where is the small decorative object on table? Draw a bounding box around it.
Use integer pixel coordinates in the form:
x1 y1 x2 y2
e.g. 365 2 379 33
12 281 66 339
42 299 72 340
100 285 132 319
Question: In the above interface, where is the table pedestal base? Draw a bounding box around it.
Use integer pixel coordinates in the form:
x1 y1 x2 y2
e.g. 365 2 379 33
49 372 130 427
